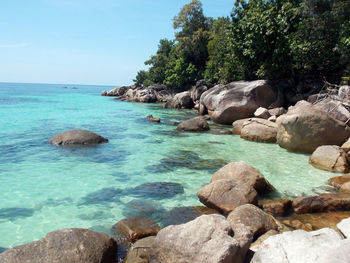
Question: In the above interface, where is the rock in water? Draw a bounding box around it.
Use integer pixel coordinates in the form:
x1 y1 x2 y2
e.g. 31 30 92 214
329 174 350 188
146 115 161 123
211 161 274 195
251 228 344 263
240 118 278 143
197 179 258 213
49 129 108 146
124 236 155 263
176 117 209 132
0 228 118 263
277 101 350 153
166 91 193 109
200 80 277 124
309 145 349 173
232 118 251 135
150 214 248 263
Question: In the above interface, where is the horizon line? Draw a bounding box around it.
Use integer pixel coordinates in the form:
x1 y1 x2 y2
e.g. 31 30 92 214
0 81 119 87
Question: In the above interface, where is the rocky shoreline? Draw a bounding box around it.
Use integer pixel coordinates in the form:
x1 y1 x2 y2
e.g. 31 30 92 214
2 80 350 262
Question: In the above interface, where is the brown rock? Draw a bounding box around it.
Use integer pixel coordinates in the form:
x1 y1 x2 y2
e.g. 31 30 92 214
292 193 350 213
339 182 350 193
146 115 160 123
254 107 271 119
227 204 279 240
114 218 160 242
268 107 287 117
329 174 350 188
197 179 258 213
309 145 349 173
282 219 313 231
232 118 251 135
211 161 274 195
49 129 108 146
259 199 292 216
177 117 210 132
124 236 155 263
276 101 350 153
240 118 278 143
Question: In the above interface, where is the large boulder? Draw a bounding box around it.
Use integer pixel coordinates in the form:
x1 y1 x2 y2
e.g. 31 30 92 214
150 214 249 263
276 101 350 153
251 228 344 263
101 85 129 96
292 193 350 213
177 117 210 132
314 98 350 123
165 91 193 109
337 217 350 238
309 145 349 173
200 80 277 124
211 161 274 195
0 228 118 263
232 118 251 135
240 118 278 143
227 204 279 240
49 129 108 146
197 179 258 213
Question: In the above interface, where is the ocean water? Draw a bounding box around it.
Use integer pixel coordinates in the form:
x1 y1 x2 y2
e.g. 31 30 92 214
0 82 335 249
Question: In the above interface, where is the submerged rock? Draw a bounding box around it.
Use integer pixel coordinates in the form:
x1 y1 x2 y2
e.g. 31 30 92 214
0 228 118 263
176 117 209 132
197 179 258 213
251 228 344 263
240 118 278 143
276 101 350 153
113 217 160 242
0 207 34 220
49 129 108 146
309 145 349 173
200 80 277 124
150 214 247 263
211 161 274 195
131 182 184 200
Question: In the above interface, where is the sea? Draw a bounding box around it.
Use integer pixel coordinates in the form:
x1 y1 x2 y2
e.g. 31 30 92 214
0 82 335 250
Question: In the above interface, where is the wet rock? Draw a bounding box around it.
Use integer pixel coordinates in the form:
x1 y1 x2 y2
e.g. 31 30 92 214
277 101 350 153
197 179 258 213
211 161 274 195
309 145 349 173
337 217 350 238
114 218 160 242
146 115 160 123
124 236 155 263
200 80 277 124
49 129 108 146
150 214 246 263
259 199 292 216
240 118 278 143
292 193 350 213
232 118 251 135
339 182 350 193
251 228 343 263
160 206 219 227
176 117 209 132
227 204 279 240
0 207 34 220
329 174 350 188
254 107 271 119
131 182 184 200
0 228 117 263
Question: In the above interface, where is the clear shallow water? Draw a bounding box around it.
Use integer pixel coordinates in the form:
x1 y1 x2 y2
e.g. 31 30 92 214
0 82 335 248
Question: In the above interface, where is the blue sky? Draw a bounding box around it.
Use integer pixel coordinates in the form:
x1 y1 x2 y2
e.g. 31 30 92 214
0 0 234 85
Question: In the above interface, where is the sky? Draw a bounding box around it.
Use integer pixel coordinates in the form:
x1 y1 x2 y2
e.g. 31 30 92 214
0 0 234 85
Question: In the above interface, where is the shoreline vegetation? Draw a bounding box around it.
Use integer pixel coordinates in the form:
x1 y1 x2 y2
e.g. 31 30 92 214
2 0 350 262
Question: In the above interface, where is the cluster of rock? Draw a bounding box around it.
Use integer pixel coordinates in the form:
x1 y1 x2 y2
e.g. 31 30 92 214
102 85 173 103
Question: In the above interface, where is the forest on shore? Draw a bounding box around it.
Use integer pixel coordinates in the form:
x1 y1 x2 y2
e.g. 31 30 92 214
133 0 350 91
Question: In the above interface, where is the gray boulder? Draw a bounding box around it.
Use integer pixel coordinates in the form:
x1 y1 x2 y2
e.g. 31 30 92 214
277 101 350 153
150 214 249 263
314 98 350 123
318 239 350 263
268 107 287 117
240 118 278 143
124 236 155 263
309 145 349 173
211 161 274 195
49 129 108 146
177 117 209 132
191 81 210 102
251 228 343 263
102 86 129 96
197 179 258 213
200 80 277 124
165 91 193 109
0 228 118 263
337 217 350 238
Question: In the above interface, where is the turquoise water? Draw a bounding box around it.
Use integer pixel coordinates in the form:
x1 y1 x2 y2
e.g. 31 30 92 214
0 82 335 249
